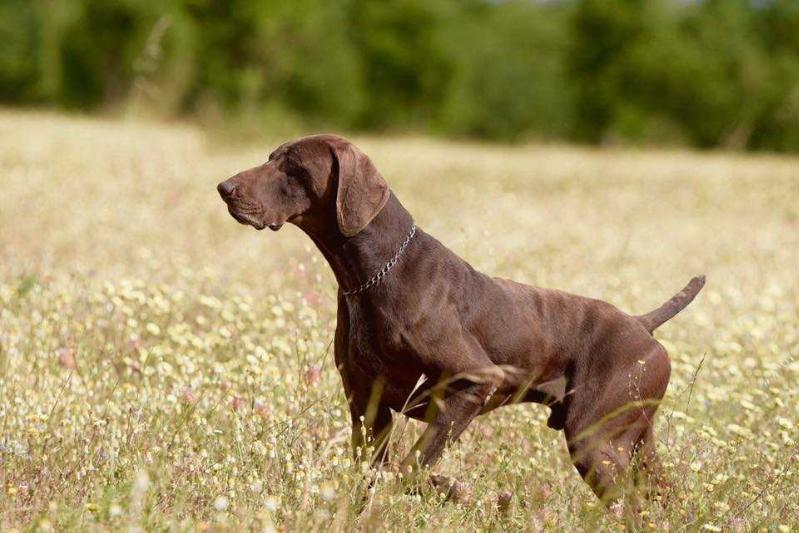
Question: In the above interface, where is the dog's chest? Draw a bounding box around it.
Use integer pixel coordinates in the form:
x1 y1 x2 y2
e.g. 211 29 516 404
344 299 430 384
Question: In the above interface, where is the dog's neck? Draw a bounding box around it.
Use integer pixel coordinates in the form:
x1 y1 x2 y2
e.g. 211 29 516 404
298 193 415 294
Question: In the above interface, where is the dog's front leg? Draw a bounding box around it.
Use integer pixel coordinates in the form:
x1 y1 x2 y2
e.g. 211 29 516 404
334 292 395 468
398 381 491 495
349 396 394 468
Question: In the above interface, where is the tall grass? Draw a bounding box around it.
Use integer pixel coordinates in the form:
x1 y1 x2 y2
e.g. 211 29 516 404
0 110 797 530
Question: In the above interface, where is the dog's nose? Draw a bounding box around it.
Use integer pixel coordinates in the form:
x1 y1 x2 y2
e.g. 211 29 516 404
217 181 237 200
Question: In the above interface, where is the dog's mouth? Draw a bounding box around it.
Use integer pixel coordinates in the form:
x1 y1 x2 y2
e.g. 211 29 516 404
226 205 284 231
227 205 266 230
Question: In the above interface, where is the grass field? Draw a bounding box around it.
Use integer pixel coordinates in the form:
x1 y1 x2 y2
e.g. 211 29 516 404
1 109 797 531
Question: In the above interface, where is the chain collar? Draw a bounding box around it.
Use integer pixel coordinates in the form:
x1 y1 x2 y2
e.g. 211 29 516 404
342 223 417 296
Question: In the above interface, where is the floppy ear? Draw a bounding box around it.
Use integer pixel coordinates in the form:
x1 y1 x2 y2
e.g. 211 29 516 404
333 142 390 237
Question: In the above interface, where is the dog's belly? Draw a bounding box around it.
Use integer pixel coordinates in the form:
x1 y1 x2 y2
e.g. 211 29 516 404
345 289 579 416
345 334 569 422
343 275 633 424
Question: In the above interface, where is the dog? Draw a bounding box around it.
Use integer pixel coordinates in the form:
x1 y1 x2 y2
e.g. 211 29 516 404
217 134 704 503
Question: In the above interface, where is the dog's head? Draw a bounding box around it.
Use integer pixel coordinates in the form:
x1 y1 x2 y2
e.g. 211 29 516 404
217 135 389 236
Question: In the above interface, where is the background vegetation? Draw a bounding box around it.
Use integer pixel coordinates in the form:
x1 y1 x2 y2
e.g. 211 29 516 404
2 0 799 150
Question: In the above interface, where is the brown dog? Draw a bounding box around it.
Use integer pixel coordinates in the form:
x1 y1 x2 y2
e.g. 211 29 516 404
217 135 704 502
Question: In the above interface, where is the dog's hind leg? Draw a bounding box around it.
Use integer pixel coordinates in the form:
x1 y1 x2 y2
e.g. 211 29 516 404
564 342 670 504
635 424 671 500
567 419 638 502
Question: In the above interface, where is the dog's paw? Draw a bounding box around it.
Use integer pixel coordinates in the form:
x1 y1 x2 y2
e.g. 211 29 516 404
609 500 626 520
496 490 513 512
430 474 472 504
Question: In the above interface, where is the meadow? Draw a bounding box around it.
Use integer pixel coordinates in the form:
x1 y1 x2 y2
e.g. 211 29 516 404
0 109 797 531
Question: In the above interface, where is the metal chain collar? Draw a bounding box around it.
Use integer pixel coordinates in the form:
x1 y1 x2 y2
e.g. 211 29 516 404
342 223 417 296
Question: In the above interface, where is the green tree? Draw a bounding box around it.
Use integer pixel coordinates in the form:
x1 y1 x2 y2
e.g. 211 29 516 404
568 0 647 143
441 1 574 141
349 0 458 129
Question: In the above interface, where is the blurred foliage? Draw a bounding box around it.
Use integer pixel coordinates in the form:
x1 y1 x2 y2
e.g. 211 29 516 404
1 0 798 150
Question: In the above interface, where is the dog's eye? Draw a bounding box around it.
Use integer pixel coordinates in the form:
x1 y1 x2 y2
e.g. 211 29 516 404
278 157 301 176
285 161 310 183
279 179 303 199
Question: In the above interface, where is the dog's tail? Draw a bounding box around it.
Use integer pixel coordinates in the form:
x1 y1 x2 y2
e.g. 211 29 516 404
636 275 706 333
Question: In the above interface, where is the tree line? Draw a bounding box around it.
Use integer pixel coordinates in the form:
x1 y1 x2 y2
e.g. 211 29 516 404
2 0 798 151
